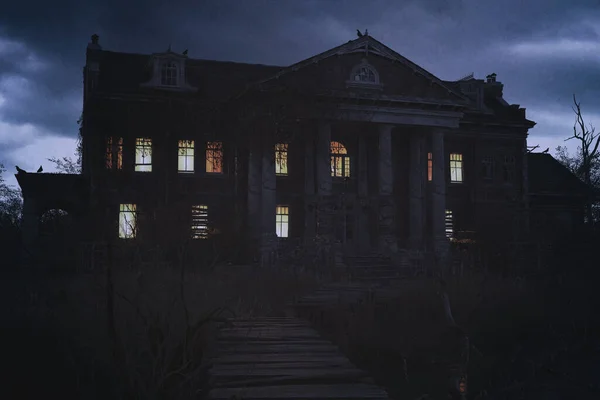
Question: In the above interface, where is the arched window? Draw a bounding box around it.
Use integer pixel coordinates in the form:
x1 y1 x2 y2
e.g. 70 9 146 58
353 66 376 83
160 62 178 86
348 59 381 88
330 141 350 178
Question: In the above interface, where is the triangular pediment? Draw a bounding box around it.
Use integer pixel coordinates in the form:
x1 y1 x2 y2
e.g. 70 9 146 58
256 35 467 102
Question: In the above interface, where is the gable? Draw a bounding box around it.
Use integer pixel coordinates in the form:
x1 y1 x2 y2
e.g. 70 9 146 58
257 35 466 103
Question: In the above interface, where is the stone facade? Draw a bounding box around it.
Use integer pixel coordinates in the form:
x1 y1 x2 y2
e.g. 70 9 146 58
17 34 541 269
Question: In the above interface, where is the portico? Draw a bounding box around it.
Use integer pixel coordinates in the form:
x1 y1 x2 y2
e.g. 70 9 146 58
243 95 464 267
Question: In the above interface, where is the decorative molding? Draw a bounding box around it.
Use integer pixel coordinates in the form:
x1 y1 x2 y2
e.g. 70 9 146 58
323 104 463 128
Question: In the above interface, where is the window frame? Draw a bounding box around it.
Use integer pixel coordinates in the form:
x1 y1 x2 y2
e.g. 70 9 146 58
205 141 224 174
346 58 382 89
276 205 290 238
449 153 463 183
330 141 351 178
118 204 137 239
105 137 123 170
427 152 433 182
503 155 516 183
135 138 153 172
445 209 454 239
481 155 495 181
160 62 178 87
177 139 195 174
191 204 209 239
275 143 289 176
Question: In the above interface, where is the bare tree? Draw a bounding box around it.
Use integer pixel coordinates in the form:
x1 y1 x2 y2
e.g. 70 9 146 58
47 111 83 174
556 94 600 223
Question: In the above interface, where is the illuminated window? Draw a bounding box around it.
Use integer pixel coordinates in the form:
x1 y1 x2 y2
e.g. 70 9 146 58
118 204 137 239
160 62 178 86
427 152 433 182
503 155 515 183
450 153 463 183
275 143 288 176
482 156 494 180
445 210 453 238
178 140 195 173
135 138 152 172
276 206 289 238
330 141 350 178
191 205 208 239
206 141 223 173
105 137 123 170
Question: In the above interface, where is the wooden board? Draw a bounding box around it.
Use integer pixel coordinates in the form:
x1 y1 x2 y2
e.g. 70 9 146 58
213 354 352 365
208 383 389 399
217 343 341 354
207 316 390 399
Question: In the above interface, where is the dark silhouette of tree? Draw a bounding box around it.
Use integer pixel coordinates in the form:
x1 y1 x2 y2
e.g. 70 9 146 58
555 95 600 223
47 111 83 174
0 163 22 227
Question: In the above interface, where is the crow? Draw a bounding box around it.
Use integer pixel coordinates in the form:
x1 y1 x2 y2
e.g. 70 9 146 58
37 165 43 173
182 49 188 56
15 166 27 174
542 148 549 154
356 29 363 38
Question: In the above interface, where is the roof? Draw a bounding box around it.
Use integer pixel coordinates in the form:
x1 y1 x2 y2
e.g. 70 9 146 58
95 51 283 101
527 153 591 196
253 35 468 102
88 37 534 128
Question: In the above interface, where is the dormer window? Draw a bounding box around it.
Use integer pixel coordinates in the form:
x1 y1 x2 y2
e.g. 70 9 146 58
140 49 197 92
161 62 178 86
347 59 382 89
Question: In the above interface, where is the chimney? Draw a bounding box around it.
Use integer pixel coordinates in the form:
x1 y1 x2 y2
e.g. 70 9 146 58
484 72 504 98
87 34 102 51
486 73 496 83
84 34 102 105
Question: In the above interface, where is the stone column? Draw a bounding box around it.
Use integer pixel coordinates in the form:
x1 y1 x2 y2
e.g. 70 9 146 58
316 123 333 197
247 140 262 261
315 123 334 266
357 133 369 253
409 132 425 249
304 133 316 244
378 124 397 253
261 139 277 266
431 129 449 271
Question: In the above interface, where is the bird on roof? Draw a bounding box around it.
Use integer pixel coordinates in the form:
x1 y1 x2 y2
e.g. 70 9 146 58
182 49 188 56
16 166 27 174
356 29 363 38
37 165 43 173
542 148 549 153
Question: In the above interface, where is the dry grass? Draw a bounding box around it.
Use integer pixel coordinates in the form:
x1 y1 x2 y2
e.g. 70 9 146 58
3 260 322 400
305 272 600 400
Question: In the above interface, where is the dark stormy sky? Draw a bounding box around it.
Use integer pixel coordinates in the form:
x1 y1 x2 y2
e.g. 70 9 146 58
1 0 600 188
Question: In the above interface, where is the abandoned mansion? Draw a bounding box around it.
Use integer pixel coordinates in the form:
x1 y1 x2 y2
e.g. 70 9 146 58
16 33 590 267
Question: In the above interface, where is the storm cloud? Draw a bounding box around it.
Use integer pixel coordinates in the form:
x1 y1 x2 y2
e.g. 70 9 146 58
2 0 599 186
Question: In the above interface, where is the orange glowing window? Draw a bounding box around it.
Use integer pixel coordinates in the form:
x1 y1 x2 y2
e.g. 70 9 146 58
206 141 223 173
330 141 350 178
427 152 433 181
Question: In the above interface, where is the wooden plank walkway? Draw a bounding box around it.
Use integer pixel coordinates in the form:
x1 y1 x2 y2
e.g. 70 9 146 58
207 317 390 399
